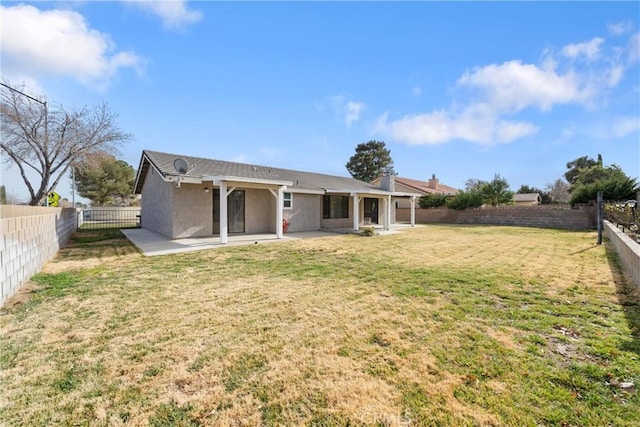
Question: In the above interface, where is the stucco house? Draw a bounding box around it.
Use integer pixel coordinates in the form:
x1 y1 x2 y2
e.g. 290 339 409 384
371 174 459 208
513 193 542 206
133 151 419 242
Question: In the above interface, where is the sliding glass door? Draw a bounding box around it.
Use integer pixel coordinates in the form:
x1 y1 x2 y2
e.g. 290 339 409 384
213 189 245 234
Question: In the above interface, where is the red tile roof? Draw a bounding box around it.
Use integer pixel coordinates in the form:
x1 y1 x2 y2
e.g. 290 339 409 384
393 176 459 195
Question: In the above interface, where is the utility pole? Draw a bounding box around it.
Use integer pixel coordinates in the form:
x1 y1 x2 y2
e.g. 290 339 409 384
0 82 49 205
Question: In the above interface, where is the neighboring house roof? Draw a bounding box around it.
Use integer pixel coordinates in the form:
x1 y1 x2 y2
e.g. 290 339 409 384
513 193 542 203
134 150 416 196
371 176 458 196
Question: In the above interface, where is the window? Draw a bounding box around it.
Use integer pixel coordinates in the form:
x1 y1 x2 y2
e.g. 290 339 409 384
323 195 349 219
283 192 292 209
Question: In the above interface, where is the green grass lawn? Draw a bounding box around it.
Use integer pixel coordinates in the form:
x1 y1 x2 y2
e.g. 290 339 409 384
1 225 639 426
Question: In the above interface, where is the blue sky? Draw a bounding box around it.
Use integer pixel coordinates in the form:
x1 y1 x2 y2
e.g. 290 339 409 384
1 1 639 203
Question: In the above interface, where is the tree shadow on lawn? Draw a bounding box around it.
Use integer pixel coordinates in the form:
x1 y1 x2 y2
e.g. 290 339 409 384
569 244 599 255
604 242 640 356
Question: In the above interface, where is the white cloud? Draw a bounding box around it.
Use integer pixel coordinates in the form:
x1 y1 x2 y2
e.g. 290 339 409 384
131 0 202 30
561 37 604 61
0 4 142 89
377 110 452 145
607 64 625 87
377 31 637 147
345 101 365 127
495 120 539 143
329 94 365 127
610 116 640 138
458 60 591 112
375 103 538 146
608 21 634 36
450 103 494 143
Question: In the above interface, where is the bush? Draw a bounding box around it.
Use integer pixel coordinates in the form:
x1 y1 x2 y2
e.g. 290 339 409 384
570 176 639 205
418 193 448 208
447 191 484 210
479 174 513 206
362 227 375 236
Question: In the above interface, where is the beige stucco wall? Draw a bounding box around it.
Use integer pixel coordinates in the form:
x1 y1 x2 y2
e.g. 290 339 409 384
391 182 420 211
141 168 174 237
395 182 421 208
245 188 276 233
172 183 213 238
285 193 322 232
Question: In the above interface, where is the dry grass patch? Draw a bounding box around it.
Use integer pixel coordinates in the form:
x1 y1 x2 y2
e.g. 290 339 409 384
1 225 639 426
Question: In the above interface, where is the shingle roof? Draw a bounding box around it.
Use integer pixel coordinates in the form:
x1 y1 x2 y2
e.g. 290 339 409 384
392 176 459 195
513 193 541 202
135 150 393 194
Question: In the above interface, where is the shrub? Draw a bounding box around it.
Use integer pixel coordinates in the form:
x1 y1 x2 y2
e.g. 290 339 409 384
479 174 514 206
447 191 483 210
362 227 375 236
418 193 448 208
570 176 639 205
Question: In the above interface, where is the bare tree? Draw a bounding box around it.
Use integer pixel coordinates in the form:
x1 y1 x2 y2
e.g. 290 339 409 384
464 178 486 192
546 178 570 203
1 82 132 205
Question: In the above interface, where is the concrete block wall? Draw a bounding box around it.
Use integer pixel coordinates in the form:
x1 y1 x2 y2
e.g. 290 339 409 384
396 206 596 230
140 167 174 238
1 206 76 307
604 220 640 290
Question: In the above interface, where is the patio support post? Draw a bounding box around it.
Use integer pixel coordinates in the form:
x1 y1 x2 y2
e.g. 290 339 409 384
410 195 416 227
220 181 228 244
276 186 284 239
352 193 359 231
385 195 391 230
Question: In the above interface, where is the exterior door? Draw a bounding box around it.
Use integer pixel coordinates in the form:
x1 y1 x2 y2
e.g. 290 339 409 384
364 198 379 224
212 189 245 234
228 190 245 233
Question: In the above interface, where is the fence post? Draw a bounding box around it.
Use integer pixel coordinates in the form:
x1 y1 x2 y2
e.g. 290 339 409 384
597 191 603 245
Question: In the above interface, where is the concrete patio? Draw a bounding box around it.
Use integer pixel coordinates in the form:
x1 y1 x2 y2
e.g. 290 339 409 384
121 224 416 256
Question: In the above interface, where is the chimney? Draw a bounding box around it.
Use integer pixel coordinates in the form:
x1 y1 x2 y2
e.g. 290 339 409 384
428 174 438 189
380 174 395 192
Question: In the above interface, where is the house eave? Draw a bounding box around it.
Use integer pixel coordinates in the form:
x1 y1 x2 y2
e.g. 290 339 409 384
325 188 420 197
166 174 203 184
204 175 293 187
392 191 422 198
289 188 326 195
